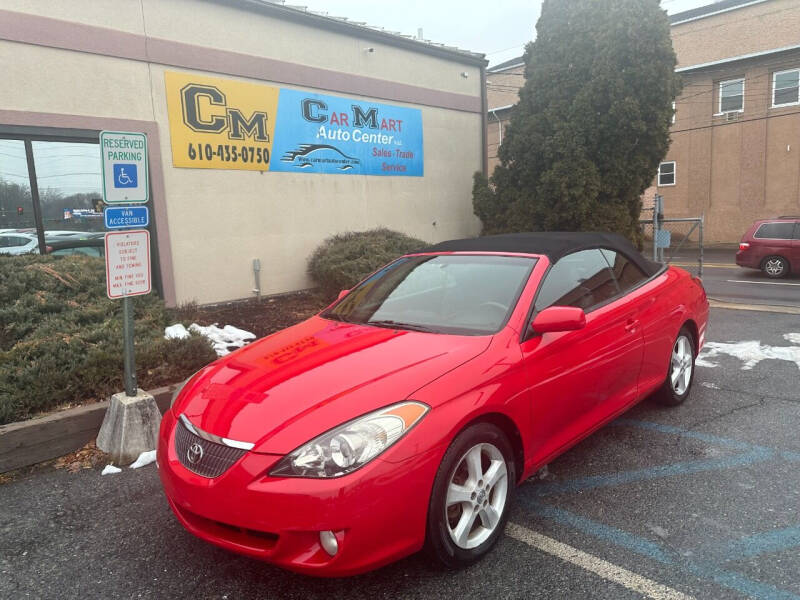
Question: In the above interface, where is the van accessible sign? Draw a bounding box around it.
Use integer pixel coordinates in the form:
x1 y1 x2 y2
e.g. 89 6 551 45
100 131 149 204
104 206 149 230
164 71 423 176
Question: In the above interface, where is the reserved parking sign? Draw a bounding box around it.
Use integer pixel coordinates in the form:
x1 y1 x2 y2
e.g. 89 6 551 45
100 131 149 204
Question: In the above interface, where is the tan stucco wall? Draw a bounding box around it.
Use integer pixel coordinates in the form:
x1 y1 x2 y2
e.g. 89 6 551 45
671 0 800 69
0 3 483 304
3 0 481 96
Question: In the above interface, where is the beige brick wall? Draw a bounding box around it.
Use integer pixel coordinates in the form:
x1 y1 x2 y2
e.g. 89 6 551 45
672 0 800 69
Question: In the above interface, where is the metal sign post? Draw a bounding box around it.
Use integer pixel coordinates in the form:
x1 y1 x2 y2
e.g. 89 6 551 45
96 131 161 464
122 295 137 396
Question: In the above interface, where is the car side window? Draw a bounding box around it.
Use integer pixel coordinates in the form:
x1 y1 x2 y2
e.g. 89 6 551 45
535 249 620 312
794 223 800 240
754 222 795 239
600 249 649 293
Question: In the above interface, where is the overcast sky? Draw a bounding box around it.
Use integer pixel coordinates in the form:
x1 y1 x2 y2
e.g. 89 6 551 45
293 0 715 67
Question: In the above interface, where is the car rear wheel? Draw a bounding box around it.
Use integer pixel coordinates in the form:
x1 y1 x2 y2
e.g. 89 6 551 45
655 326 696 406
762 255 789 278
425 423 515 569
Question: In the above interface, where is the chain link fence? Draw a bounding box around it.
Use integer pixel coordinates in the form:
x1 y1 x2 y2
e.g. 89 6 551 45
639 199 704 277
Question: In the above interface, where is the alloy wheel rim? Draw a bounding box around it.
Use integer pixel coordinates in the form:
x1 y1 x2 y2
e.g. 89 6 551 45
445 442 508 549
670 335 693 395
765 259 783 276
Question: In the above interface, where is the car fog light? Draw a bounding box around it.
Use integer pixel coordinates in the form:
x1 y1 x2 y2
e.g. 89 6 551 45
320 530 338 556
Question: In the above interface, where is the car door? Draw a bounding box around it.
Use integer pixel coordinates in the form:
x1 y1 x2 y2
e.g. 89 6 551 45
792 222 800 271
600 248 668 399
519 249 645 465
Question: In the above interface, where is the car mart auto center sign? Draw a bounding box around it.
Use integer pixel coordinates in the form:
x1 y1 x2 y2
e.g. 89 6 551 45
165 71 423 176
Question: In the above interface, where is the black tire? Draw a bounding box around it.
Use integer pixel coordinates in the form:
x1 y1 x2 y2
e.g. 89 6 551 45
654 326 696 406
425 422 515 569
761 255 789 279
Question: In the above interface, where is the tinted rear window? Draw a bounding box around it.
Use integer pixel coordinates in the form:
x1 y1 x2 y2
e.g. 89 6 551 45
754 222 795 240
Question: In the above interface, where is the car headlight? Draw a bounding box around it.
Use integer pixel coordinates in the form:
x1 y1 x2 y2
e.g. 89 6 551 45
269 401 429 478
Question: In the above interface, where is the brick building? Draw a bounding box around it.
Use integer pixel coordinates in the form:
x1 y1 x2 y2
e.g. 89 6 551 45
486 56 525 173
484 0 800 242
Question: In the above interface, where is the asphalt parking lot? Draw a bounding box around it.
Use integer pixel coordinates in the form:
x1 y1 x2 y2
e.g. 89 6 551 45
2 305 799 600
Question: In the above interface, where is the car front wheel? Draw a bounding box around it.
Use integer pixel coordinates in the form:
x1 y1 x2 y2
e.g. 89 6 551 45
655 326 696 406
762 255 789 278
425 422 515 569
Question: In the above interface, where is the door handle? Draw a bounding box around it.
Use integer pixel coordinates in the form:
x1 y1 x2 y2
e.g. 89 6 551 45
625 319 640 333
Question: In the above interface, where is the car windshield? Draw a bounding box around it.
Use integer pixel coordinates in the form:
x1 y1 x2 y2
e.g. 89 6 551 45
323 254 537 335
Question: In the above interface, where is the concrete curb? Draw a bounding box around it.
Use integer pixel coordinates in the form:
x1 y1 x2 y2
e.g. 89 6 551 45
0 385 177 473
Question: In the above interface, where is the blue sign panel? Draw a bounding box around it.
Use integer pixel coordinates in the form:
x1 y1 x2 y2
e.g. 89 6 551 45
104 206 149 230
270 89 423 176
113 163 138 188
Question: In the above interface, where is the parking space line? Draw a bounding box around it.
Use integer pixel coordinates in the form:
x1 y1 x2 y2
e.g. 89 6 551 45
711 527 800 562
726 279 800 286
515 420 800 600
708 299 800 315
671 262 734 269
506 522 695 600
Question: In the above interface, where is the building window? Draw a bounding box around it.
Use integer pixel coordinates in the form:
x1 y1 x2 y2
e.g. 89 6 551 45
658 161 675 186
772 69 800 107
719 78 744 113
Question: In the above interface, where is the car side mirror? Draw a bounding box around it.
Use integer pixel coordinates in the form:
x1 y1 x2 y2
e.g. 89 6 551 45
531 306 586 334
337 289 350 300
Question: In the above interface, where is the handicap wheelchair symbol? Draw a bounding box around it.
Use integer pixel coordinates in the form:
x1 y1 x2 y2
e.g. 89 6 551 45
113 164 138 189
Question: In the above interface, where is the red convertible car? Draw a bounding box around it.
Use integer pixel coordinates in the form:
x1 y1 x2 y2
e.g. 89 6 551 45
158 232 709 576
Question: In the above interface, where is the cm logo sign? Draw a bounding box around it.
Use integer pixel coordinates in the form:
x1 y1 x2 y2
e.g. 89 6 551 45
180 84 269 141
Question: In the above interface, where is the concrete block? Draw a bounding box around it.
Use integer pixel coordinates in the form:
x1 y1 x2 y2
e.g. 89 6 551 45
96 389 162 465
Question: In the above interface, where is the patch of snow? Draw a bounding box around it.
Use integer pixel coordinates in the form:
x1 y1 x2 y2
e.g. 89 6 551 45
164 323 256 356
700 382 720 389
695 356 719 368
129 450 157 469
164 323 190 340
698 339 800 371
189 323 256 356
101 464 121 475
783 333 800 345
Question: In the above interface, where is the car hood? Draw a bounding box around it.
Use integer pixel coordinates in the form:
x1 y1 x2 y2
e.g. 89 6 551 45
176 316 491 454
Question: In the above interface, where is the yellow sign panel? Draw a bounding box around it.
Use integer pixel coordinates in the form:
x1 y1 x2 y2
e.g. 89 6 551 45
164 71 279 170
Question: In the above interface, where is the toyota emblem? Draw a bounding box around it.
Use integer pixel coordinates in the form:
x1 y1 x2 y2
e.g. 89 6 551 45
187 442 204 465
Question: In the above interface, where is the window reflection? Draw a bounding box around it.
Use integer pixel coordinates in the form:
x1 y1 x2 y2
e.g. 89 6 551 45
31 141 103 237
0 139 36 232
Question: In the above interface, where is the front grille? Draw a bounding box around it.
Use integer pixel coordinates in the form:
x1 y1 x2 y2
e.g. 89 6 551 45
175 419 247 478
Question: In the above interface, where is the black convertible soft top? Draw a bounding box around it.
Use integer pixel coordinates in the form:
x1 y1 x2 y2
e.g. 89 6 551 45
421 232 662 277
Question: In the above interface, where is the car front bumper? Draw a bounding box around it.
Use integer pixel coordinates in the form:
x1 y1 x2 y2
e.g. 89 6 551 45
157 409 440 576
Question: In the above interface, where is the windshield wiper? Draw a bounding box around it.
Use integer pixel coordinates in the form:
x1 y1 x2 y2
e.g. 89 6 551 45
366 319 438 333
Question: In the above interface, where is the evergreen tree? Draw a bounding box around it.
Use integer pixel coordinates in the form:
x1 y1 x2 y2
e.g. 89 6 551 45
475 0 681 242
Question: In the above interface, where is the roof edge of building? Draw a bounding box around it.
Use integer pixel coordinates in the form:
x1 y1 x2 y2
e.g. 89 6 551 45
669 0 770 26
213 0 488 66
488 56 525 73
676 43 800 72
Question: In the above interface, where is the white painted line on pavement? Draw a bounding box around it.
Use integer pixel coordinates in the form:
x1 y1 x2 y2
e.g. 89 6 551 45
708 299 800 314
726 279 800 286
506 522 695 600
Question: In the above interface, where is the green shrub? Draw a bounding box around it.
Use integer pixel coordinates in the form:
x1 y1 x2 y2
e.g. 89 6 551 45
0 254 217 425
308 228 428 300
